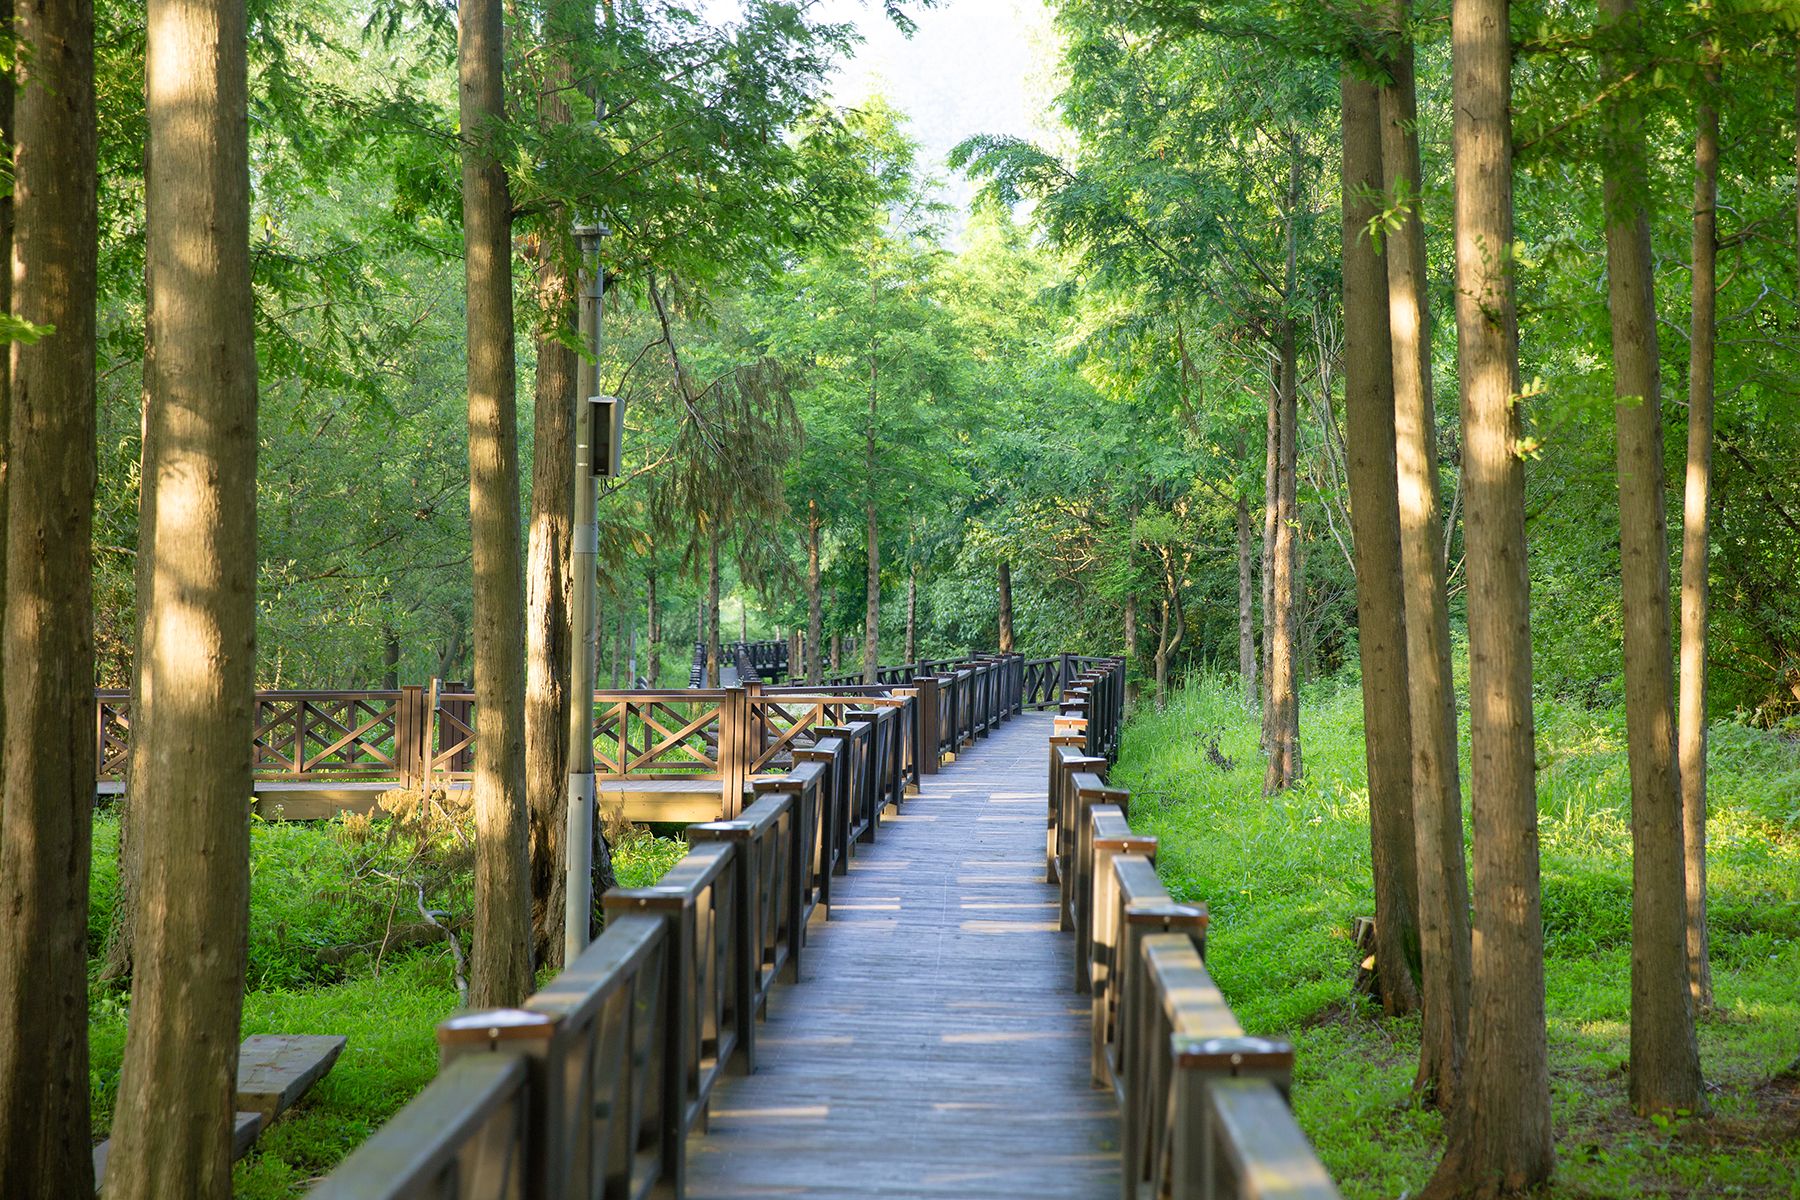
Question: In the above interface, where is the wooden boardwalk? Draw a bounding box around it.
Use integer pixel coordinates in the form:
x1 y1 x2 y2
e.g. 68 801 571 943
687 711 1118 1199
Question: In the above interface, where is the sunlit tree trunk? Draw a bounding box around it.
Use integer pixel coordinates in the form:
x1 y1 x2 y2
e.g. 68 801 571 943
0 0 97 1189
830 631 841 675
1340 70 1422 1018
459 0 533 1008
1236 494 1255 707
1598 0 1705 1117
1152 553 1183 707
524 203 575 970
1378 0 1468 1086
997 560 1014 653
806 501 822 684
1421 0 1553 1188
1264 138 1303 793
106 0 257 1190
1260 377 1277 749
1679 52 1719 1013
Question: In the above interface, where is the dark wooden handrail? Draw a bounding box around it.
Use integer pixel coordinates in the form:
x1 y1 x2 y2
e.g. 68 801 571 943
1046 659 1343 1200
309 649 1035 1200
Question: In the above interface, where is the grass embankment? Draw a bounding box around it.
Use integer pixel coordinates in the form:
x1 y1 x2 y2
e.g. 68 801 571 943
1114 674 1800 1199
86 812 686 1198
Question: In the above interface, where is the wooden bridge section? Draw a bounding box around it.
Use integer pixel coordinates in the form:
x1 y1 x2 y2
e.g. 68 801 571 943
310 656 1342 1200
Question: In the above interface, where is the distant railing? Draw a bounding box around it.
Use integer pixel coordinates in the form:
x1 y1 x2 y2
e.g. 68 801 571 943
1048 659 1343 1200
310 654 1030 1200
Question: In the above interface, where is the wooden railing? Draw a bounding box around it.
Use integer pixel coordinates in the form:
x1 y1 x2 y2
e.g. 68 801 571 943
95 680 930 818
1048 660 1342 1200
311 657 1030 1200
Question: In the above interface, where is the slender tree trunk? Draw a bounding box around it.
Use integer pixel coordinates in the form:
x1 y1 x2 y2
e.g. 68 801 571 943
612 606 623 689
1123 592 1137 673
647 569 660 685
863 499 879 683
997 560 1014 653
523 207 576 971
106 0 257 1189
1237 495 1256 706
0 0 12 777
905 565 917 663
459 0 533 1007
0 0 97 1189
1260 377 1278 749
1265 148 1303 794
707 533 721 687
830 632 841 675
1379 0 1470 1087
1421 1 1553 1188
1340 71 1423 1019
1679 54 1718 1013
806 502 822 685
1597 0 1704 1117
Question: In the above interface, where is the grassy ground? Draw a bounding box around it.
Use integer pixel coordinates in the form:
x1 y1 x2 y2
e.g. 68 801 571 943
1113 672 1800 1200
86 811 686 1198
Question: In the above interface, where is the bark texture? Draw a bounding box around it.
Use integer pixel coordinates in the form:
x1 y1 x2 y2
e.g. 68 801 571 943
1379 0 1470 1091
1260 378 1278 749
1679 65 1718 1012
0 0 98 1190
1422 1 1553 1189
1339 71 1422 1019
106 0 259 1191
524 233 575 969
1598 0 1705 1118
460 0 534 1007
1264 320 1302 787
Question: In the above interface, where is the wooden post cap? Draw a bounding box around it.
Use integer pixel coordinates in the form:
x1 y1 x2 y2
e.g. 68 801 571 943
437 1008 556 1048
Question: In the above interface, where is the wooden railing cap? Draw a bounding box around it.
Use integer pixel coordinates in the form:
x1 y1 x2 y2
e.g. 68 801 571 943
436 1008 555 1048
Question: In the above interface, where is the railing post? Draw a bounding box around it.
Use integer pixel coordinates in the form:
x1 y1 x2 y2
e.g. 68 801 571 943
721 686 749 818
436 1009 558 1200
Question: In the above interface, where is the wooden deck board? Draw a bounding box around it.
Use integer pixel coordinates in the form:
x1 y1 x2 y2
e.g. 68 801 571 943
686 712 1117 1199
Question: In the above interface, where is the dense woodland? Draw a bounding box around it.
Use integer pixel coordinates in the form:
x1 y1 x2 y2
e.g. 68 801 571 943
0 0 1798 1196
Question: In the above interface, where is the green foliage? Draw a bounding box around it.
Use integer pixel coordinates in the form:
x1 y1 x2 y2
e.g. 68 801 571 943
1115 673 1800 1198
86 814 685 1195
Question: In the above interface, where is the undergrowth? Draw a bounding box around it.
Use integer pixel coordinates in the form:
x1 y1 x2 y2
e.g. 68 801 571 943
1113 672 1800 1200
86 810 686 1198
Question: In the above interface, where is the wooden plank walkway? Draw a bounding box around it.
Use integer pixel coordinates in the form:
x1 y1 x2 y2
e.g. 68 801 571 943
686 711 1118 1199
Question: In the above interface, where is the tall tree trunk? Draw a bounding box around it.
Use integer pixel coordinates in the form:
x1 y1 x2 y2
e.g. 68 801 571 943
830 632 841 675
1340 71 1422 1019
806 502 822 684
1379 0 1469 1089
106 0 257 1190
997 560 1014 653
523 207 575 971
1260 376 1278 749
459 0 533 1008
707 532 721 686
905 565 917 663
0 0 97 1189
1679 51 1719 1013
1264 142 1303 794
1236 495 1256 706
1598 0 1704 1117
1421 0 1553 1188
0 0 12 777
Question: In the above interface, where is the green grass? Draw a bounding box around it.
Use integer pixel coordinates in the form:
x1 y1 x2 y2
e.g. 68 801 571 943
1113 673 1800 1200
87 812 686 1198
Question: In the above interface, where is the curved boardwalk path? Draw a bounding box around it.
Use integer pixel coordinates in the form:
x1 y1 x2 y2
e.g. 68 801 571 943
686 711 1118 1199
